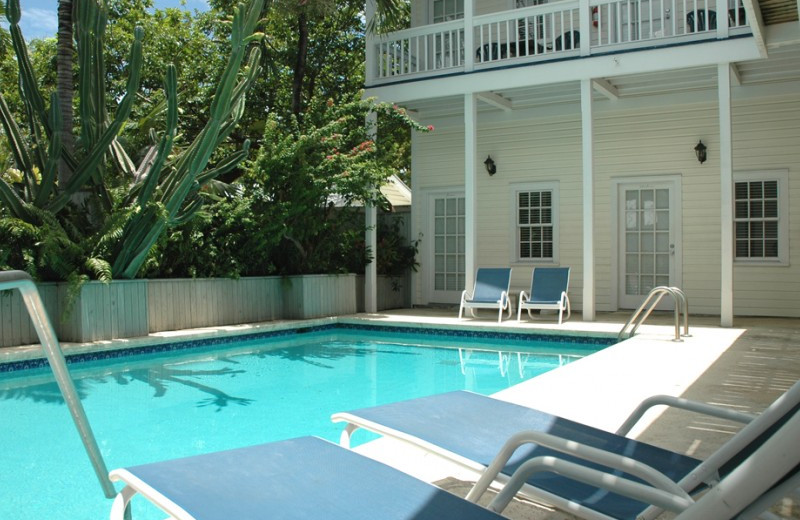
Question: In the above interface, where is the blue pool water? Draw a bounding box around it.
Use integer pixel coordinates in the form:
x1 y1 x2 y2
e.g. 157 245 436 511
0 325 612 519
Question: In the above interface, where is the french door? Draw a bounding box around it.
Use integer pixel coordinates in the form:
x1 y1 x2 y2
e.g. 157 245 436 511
428 191 465 304
617 178 682 309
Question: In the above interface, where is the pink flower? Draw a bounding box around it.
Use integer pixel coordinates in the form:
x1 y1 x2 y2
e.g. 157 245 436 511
427 125 435 131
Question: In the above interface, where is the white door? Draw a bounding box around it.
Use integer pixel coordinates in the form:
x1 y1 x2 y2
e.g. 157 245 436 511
429 192 465 304
617 178 681 309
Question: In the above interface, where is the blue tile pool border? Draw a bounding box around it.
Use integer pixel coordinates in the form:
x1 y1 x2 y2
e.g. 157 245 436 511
0 322 616 374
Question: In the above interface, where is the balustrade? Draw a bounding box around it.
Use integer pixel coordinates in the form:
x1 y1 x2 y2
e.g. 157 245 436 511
369 0 748 82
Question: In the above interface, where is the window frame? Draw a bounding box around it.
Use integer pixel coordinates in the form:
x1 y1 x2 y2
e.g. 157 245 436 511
733 170 789 266
510 181 560 264
430 0 464 24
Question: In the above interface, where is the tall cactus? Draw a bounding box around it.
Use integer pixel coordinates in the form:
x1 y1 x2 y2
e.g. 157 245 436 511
110 0 264 279
0 0 265 280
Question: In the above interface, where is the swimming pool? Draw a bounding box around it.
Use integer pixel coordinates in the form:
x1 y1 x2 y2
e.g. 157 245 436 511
0 324 614 520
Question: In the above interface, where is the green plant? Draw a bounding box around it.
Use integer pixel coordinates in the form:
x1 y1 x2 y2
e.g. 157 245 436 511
376 217 420 276
249 94 430 274
0 0 265 280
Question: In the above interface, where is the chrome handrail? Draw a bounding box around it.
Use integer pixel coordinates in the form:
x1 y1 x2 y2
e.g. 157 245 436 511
618 286 689 342
0 271 115 498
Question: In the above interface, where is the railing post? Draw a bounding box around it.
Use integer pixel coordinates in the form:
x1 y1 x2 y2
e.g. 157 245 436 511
365 111 378 314
716 0 730 37
365 0 378 82
579 0 591 56
464 0 475 71
0 271 116 499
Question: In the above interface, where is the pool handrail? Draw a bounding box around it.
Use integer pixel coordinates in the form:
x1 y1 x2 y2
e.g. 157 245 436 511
618 286 689 342
0 270 116 498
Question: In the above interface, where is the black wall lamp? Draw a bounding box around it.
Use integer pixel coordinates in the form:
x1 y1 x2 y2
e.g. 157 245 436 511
484 155 497 176
694 140 707 164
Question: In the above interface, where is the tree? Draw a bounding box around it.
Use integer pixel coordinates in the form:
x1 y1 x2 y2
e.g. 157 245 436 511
248 95 429 274
0 0 266 280
56 0 75 187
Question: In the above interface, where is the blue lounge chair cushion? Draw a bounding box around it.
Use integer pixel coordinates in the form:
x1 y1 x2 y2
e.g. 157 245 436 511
341 391 702 520
116 436 507 520
528 267 569 304
470 268 511 303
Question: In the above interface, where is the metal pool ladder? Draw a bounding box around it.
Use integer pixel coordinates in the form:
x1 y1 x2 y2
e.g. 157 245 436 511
0 270 115 498
618 286 690 342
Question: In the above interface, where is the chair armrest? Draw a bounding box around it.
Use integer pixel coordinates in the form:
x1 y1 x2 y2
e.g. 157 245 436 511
487 455 694 514
518 290 529 305
500 290 509 304
616 395 757 436
466 430 692 506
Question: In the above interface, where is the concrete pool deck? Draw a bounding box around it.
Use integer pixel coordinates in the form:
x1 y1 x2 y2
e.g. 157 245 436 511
346 308 800 519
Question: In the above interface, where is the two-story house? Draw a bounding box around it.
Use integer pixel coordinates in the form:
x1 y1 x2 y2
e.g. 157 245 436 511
363 0 800 325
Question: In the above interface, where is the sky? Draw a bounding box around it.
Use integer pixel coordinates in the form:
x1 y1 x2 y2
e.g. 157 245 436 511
5 1 209 41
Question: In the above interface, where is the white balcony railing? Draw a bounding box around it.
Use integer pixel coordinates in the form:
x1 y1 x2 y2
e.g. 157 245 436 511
369 0 749 83
375 20 465 79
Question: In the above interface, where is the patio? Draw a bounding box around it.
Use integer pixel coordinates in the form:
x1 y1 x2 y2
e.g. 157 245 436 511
346 308 800 518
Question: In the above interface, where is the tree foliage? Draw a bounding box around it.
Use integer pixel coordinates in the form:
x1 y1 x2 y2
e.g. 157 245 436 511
0 0 266 280
0 0 425 281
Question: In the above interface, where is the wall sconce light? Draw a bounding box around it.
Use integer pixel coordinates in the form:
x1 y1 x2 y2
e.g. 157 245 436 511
694 140 707 164
484 155 497 176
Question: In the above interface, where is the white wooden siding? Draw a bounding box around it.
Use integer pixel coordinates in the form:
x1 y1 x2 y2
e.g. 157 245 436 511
1 275 376 347
411 0 512 27
282 274 358 319
0 284 59 347
729 94 800 316
411 90 800 317
148 278 284 332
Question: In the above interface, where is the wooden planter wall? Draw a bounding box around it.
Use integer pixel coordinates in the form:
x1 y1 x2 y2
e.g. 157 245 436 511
0 274 408 347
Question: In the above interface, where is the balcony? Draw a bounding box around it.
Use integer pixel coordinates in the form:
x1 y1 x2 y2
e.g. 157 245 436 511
367 0 750 85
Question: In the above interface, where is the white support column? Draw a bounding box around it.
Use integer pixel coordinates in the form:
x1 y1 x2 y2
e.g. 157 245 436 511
716 0 730 38
718 63 734 327
464 0 475 72
365 0 377 83
580 79 595 321
365 110 378 314
579 0 591 56
465 93 478 292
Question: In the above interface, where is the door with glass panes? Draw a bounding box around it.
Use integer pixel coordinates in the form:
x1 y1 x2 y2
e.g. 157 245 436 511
617 179 682 309
429 192 465 304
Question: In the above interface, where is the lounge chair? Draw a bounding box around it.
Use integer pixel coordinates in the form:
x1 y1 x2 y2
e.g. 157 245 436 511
108 436 508 520
459 268 513 323
517 267 571 324
333 380 800 520
106 414 800 520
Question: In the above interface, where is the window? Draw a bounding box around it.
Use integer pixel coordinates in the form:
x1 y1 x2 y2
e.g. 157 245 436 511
514 183 559 262
733 171 788 264
432 0 464 23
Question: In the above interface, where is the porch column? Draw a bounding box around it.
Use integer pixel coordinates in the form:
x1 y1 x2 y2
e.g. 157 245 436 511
719 63 734 326
365 110 378 314
465 93 478 291
580 79 596 321
365 0 377 83
464 0 474 72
